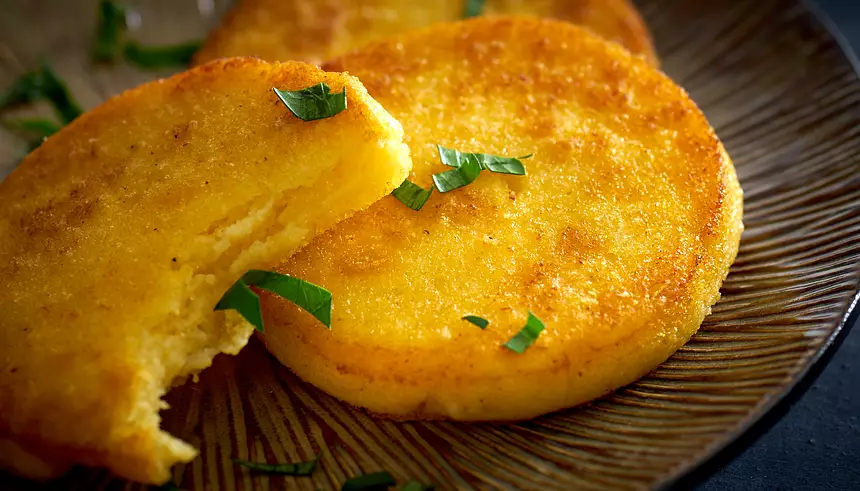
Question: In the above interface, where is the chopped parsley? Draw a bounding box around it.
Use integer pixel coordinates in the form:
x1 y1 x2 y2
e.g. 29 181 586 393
1 118 62 150
93 0 127 61
0 63 83 124
503 311 545 354
391 179 433 210
341 471 397 491
232 456 318 476
432 145 530 193
93 1 201 68
215 270 332 332
464 0 485 18
401 481 436 491
123 41 202 68
462 315 489 329
274 83 348 122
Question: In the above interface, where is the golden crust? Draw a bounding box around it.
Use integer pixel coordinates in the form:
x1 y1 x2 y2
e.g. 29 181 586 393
194 0 657 66
0 58 411 483
260 17 743 421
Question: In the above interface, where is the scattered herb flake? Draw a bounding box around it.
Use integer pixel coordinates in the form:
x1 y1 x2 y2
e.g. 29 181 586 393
215 279 263 332
503 311 545 354
123 41 202 69
462 315 489 329
2 118 61 139
432 157 482 193
2 118 62 150
392 179 433 210
232 456 318 476
243 270 332 328
0 63 83 124
432 145 529 192
464 0 486 18
94 0 127 61
341 471 397 491
215 270 332 332
401 481 435 491
274 83 347 122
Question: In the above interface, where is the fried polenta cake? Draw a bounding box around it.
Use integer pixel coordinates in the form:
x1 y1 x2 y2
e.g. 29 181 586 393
260 17 743 421
0 58 410 483
193 0 657 66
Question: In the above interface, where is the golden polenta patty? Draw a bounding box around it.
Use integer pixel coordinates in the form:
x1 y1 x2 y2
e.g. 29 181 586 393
260 17 743 421
0 58 410 484
194 0 657 66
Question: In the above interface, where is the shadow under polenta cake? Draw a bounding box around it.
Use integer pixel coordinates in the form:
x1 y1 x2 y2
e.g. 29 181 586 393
259 17 743 421
0 58 411 484
194 0 658 67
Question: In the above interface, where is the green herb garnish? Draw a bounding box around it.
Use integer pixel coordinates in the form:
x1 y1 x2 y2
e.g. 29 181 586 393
401 481 435 491
232 456 318 476
2 118 62 150
462 315 489 329
391 179 433 211
94 0 127 61
503 311 545 354
0 63 83 124
215 270 332 332
93 1 200 68
432 145 529 193
274 83 347 122
341 471 396 491
464 0 486 18
123 41 202 68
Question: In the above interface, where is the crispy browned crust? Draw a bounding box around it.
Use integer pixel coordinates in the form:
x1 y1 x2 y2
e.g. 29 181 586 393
193 0 657 66
260 17 742 421
0 57 410 483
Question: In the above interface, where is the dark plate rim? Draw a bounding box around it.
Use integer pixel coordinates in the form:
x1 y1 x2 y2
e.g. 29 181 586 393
659 1 860 488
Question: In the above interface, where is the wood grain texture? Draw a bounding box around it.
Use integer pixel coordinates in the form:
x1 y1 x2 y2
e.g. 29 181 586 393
2 0 860 489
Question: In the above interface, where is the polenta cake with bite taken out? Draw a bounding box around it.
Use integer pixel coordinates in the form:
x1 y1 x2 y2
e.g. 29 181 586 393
259 17 743 421
0 57 410 484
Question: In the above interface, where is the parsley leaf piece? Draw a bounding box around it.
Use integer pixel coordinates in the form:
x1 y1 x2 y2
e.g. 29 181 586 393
215 270 332 332
232 456 318 476
503 311 545 354
432 157 482 193
273 83 347 122
480 153 531 175
243 270 332 329
462 315 489 329
123 41 202 69
2 118 62 139
464 0 486 18
0 63 83 124
401 481 436 491
392 179 433 210
2 118 62 150
432 145 529 192
94 0 127 62
341 471 397 491
215 279 263 332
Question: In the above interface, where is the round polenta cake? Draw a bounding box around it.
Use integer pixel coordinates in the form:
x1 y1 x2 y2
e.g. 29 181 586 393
260 17 743 421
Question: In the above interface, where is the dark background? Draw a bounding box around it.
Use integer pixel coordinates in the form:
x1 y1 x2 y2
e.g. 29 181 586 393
695 1 860 490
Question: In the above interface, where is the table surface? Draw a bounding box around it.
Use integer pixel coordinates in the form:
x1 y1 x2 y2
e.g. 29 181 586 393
695 1 860 490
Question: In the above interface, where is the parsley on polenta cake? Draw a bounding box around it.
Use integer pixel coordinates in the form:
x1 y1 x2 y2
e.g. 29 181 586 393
259 17 742 421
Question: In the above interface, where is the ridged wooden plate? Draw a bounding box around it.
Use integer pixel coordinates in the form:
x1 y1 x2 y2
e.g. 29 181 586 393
2 0 860 489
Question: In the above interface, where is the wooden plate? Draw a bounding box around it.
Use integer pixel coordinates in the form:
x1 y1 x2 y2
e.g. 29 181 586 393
1 0 859 489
